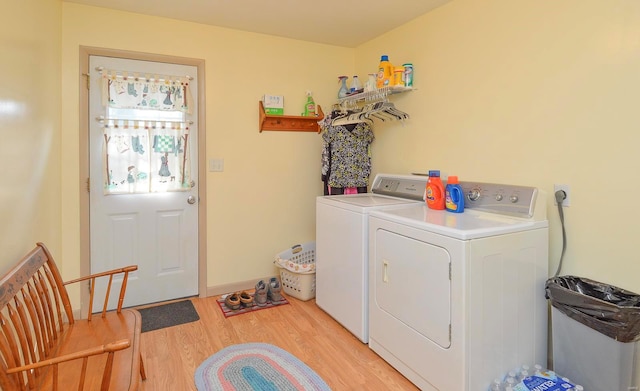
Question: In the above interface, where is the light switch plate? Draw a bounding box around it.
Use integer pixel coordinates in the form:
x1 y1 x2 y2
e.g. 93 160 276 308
209 158 224 172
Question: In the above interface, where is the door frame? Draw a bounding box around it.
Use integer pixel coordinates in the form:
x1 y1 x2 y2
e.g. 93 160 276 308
79 46 207 313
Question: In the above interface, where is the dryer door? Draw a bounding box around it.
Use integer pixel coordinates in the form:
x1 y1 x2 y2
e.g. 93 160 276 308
373 229 451 348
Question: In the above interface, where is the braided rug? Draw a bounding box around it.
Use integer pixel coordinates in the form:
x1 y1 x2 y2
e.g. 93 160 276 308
194 343 331 391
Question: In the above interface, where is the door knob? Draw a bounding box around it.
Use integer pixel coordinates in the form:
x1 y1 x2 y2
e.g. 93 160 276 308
187 195 197 204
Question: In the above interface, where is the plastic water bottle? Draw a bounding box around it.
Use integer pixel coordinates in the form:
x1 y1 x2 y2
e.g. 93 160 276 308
533 364 543 375
504 377 516 389
489 378 503 391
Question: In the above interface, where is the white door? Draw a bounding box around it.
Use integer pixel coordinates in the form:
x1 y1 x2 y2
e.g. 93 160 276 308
89 55 199 308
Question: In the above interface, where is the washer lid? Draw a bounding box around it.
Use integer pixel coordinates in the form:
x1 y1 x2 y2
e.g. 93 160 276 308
370 204 548 240
326 194 421 207
316 194 422 213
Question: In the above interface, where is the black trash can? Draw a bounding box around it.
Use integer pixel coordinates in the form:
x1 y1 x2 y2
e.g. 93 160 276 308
546 276 640 391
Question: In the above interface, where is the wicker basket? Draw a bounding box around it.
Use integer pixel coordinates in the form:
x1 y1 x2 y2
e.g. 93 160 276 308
274 242 316 301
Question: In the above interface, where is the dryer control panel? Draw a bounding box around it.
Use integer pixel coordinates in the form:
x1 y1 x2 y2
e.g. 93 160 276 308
460 181 539 218
371 174 427 201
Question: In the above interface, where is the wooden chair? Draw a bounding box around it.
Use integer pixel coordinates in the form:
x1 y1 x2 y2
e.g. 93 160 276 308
0 242 146 390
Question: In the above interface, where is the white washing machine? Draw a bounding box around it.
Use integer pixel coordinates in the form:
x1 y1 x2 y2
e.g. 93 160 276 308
368 181 549 391
316 174 428 343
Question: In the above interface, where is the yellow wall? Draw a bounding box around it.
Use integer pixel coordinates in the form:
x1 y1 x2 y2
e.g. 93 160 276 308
5 0 639 300
60 3 352 288
0 0 61 275
357 0 640 292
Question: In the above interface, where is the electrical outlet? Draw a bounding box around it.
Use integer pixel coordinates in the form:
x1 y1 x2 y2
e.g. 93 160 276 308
554 184 571 207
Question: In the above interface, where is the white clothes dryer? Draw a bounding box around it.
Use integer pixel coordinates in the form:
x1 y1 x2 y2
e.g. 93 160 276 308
315 174 428 343
368 181 549 391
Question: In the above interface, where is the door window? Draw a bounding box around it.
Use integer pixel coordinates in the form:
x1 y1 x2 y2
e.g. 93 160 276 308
99 70 193 194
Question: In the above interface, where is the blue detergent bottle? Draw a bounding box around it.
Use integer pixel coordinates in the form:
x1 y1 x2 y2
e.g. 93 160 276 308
445 176 464 213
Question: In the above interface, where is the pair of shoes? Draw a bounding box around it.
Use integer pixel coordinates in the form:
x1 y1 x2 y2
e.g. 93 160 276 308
267 277 283 303
225 291 254 310
224 292 241 310
239 291 254 308
254 280 269 307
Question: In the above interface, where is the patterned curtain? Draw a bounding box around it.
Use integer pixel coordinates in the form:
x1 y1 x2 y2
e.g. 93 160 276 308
99 69 193 194
102 120 191 194
101 70 193 113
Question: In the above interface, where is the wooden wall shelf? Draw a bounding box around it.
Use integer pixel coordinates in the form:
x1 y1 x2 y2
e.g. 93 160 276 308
259 101 324 133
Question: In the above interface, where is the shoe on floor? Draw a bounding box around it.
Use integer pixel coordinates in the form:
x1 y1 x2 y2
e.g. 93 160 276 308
224 292 241 310
240 291 254 308
268 277 283 303
254 280 268 306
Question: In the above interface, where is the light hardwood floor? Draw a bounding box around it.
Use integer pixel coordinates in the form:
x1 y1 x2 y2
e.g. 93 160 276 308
138 295 419 390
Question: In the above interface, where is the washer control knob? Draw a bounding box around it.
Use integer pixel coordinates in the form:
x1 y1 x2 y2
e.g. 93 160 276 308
495 194 503 201
510 195 519 203
468 189 481 201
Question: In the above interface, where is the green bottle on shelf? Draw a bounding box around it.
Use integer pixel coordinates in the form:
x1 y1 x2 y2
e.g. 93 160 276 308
304 90 316 116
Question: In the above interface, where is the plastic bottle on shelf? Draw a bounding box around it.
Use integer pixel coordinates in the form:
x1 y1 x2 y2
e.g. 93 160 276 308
445 176 464 213
425 170 445 210
304 91 316 116
365 73 377 92
392 66 404 86
350 75 361 93
376 55 393 88
338 76 349 98
403 63 414 87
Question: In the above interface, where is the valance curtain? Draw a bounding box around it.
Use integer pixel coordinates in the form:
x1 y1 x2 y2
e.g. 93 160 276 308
101 70 193 113
100 69 193 194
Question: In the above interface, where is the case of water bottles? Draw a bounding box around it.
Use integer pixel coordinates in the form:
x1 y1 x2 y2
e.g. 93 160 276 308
489 364 583 391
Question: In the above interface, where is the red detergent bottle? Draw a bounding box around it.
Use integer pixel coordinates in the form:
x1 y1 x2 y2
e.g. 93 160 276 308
445 175 465 213
425 170 445 210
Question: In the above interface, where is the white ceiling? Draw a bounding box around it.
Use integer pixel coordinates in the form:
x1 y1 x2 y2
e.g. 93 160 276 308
65 0 451 48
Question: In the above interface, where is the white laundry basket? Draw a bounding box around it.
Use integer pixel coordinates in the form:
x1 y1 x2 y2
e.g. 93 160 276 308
274 242 316 301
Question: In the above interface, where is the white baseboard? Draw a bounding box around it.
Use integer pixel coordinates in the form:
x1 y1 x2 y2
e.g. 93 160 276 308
205 275 278 297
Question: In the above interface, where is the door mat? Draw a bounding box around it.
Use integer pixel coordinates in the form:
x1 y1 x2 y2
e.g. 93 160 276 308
138 300 200 333
194 343 331 391
216 293 289 318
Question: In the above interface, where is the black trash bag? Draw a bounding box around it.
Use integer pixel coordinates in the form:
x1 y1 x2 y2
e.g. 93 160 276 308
546 275 640 343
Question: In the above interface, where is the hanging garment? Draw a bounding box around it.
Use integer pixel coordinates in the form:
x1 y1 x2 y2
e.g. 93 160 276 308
321 122 374 189
328 186 368 195
153 135 176 153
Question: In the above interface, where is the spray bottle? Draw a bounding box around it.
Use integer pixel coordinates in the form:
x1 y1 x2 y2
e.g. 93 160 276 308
304 91 316 116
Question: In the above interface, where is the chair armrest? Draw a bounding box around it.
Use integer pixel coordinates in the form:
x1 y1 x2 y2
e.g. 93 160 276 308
6 339 131 374
64 266 138 319
64 266 138 285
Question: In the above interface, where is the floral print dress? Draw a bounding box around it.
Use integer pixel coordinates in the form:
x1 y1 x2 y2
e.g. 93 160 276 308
321 122 374 189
